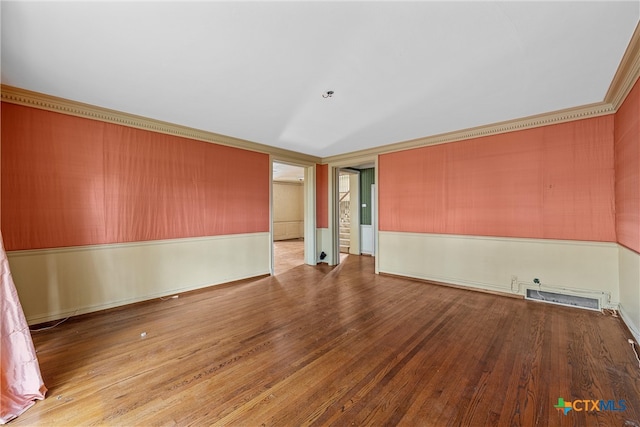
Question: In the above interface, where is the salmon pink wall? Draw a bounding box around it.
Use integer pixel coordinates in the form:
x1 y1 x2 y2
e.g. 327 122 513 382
379 116 616 242
1 103 270 250
615 79 640 252
615 77 640 343
316 164 328 228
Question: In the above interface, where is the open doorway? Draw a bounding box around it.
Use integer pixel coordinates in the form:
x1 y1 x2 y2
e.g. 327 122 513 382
331 162 376 267
272 161 305 274
338 169 360 255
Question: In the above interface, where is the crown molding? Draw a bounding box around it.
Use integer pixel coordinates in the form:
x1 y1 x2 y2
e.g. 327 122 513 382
605 21 640 110
0 85 321 165
0 84 621 169
322 101 615 164
323 152 378 169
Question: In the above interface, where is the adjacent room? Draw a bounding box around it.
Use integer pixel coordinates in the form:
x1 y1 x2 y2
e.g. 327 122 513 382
1 1 640 425
272 161 306 274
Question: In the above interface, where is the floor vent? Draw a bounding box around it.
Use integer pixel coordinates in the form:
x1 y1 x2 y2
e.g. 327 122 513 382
525 289 600 311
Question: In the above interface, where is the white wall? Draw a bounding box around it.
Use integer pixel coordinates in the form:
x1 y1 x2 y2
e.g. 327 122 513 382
316 228 332 263
618 245 640 342
360 225 374 255
348 173 360 255
8 233 271 325
379 231 619 309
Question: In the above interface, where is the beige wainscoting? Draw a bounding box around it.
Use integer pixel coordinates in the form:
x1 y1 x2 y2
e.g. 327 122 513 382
618 245 640 342
8 232 271 325
273 181 304 241
378 231 620 309
316 228 333 264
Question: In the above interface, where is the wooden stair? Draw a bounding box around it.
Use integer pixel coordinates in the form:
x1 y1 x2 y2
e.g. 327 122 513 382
339 222 350 253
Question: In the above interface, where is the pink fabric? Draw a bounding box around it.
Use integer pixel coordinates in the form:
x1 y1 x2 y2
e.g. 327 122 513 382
615 78 640 252
379 116 616 242
0 231 46 424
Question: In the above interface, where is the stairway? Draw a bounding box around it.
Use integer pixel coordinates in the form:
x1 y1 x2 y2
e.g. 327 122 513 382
339 222 350 253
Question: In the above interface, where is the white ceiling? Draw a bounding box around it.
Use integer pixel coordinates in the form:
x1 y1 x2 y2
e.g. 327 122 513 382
2 1 639 158
273 162 305 182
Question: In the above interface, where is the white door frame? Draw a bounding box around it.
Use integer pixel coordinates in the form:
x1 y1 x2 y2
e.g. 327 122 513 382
337 168 360 256
270 158 316 275
326 155 377 267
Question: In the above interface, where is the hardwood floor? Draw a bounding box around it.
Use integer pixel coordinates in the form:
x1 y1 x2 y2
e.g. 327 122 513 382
273 239 305 274
13 255 640 426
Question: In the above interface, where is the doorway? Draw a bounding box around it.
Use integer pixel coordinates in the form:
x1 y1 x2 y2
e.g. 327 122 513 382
338 169 360 255
330 161 376 268
272 161 315 274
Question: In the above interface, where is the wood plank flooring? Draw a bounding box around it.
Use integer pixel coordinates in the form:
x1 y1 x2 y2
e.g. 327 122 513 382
12 254 640 426
273 239 305 274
